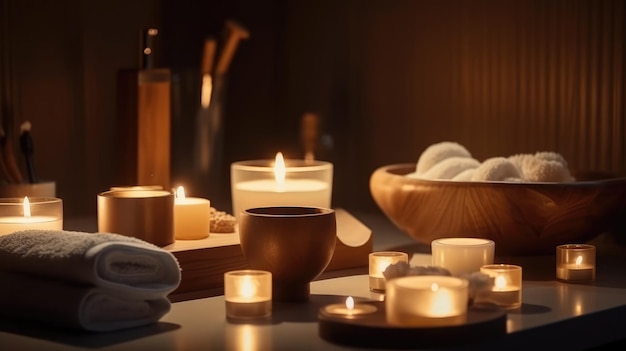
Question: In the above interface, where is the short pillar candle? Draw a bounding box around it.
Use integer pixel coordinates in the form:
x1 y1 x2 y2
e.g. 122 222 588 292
224 270 272 320
556 244 595 283
431 238 495 276
230 152 333 220
385 276 468 327
0 197 63 236
477 264 522 309
368 251 409 292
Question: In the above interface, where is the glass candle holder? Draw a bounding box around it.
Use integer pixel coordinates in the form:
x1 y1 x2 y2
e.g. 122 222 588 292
369 251 409 292
477 264 522 309
97 189 174 247
386 276 468 327
0 197 63 236
431 238 495 275
556 244 596 283
230 153 333 220
224 270 272 320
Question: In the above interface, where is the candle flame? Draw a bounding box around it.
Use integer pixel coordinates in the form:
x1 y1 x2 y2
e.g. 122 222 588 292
431 283 439 292
240 276 257 299
175 186 186 199
575 255 583 266
274 152 286 187
23 197 31 218
495 275 507 289
345 296 355 310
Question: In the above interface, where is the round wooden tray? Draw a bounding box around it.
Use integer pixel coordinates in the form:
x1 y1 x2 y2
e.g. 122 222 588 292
318 301 507 349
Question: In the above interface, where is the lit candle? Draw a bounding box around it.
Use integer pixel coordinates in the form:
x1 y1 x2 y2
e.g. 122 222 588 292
556 244 595 282
386 276 468 326
0 197 63 235
173 186 211 240
368 251 409 292
322 296 378 318
224 270 272 320
431 238 495 275
477 264 522 309
231 152 333 219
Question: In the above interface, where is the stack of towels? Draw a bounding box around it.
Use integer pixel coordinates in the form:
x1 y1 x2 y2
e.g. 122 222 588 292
407 141 575 182
0 230 181 332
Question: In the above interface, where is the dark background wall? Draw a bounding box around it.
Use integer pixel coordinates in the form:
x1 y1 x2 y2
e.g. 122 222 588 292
2 0 625 218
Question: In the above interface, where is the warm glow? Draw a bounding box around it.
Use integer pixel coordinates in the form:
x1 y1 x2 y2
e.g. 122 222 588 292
273 152 286 187
431 285 454 316
240 276 257 299
575 255 583 266
23 197 31 218
175 186 186 199
345 296 355 311
376 258 392 274
494 275 508 290
240 325 256 351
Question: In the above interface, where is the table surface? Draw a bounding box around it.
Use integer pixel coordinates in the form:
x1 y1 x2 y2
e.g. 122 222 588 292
1 210 626 350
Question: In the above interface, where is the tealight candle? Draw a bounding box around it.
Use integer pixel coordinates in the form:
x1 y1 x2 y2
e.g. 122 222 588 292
0 197 63 235
224 270 272 320
556 244 595 282
173 186 211 240
386 276 468 327
369 251 409 292
322 296 378 318
230 152 332 219
431 238 495 275
477 264 522 309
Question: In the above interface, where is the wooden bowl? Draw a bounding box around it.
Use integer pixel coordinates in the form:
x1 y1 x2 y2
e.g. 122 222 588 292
370 164 626 255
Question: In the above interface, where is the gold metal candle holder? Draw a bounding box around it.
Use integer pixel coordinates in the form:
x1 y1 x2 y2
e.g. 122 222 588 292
97 189 174 247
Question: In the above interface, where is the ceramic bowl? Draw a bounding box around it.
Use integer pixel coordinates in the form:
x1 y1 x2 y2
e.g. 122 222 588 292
370 163 626 255
238 206 336 302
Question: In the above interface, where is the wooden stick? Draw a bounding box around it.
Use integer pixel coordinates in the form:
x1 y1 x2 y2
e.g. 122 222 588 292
214 20 250 75
201 37 217 76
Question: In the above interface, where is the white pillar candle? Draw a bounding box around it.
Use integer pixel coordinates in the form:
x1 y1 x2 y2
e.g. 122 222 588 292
431 238 495 275
556 244 595 282
224 270 272 320
174 186 211 240
231 152 333 219
477 264 522 309
368 251 409 291
0 197 63 235
386 276 468 326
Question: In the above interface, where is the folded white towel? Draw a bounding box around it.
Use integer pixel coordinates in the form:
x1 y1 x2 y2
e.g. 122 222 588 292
415 141 473 175
0 272 170 332
0 230 181 299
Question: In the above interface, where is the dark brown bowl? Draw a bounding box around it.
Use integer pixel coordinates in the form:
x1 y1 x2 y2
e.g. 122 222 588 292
238 206 336 302
370 163 626 255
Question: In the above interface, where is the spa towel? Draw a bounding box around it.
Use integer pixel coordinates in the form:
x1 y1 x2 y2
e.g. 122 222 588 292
0 272 171 332
0 230 181 299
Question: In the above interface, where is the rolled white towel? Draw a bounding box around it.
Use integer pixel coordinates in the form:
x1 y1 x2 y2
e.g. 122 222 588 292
0 230 181 299
452 168 476 181
421 157 480 180
472 157 523 181
415 141 472 175
509 152 574 182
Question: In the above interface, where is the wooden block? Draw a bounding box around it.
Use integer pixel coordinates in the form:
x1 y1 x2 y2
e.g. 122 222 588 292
166 209 372 299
